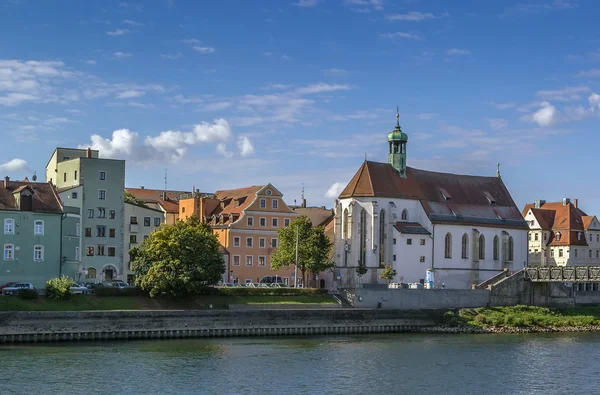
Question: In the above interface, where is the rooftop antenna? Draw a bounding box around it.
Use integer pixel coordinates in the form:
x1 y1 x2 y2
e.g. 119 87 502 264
301 183 304 201
164 168 168 191
496 163 501 178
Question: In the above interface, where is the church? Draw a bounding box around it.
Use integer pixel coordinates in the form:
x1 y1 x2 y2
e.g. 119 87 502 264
330 112 528 289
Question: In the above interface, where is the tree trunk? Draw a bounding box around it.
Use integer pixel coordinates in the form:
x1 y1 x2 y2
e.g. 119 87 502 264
301 269 306 288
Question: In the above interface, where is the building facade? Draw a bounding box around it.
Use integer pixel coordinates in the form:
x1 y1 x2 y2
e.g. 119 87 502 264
523 199 600 266
125 187 193 225
179 184 298 285
46 148 126 282
330 112 528 290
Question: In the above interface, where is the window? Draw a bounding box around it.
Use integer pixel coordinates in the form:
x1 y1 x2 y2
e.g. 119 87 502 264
272 199 278 209
98 190 106 200
97 245 105 256
3 244 14 260
85 228 92 237
76 223 80 237
182 207 186 213
96 225 106 237
544 233 547 241
4 219 14 234
63 173 67 182
144 217 151 226
247 217 254 227
130 216 138 225
98 208 106 218
109 228 115 238
555 232 561 241
99 171 106 180
559 249 563 258
461 234 469 259
233 200 239 208
108 247 116 257
34 220 44 235
535 233 539 241
258 256 266 267
407 239 412 245
478 234 485 260
420 239 426 246
589 250 593 258
271 238 278 248
591 234 594 242
130 235 137 244
260 217 266 227
596 250 599 259
528 233 531 241
401 209 408 221
72 192 78 199
34 245 43 261
109 210 116 219
86 246 95 256
272 218 278 228
493 236 499 260
284 218 290 227
508 236 514 262
551 249 555 258
393 255 397 261
393 238 397 245
75 247 80 261
88 209 94 218
86 268 97 279
246 256 253 266
260 199 266 208
74 170 77 180
259 238 266 248
420 256 425 263
233 255 240 266
154 217 161 227
233 237 240 247
246 237 253 248
444 233 452 258
266 189 272 196
63 156 70 160
575 249 579 258
597 234 600 242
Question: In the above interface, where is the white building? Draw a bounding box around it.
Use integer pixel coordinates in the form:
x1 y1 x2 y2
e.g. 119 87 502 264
523 198 600 266
330 112 528 289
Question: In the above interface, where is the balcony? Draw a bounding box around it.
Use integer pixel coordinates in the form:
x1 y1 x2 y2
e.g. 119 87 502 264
129 224 139 233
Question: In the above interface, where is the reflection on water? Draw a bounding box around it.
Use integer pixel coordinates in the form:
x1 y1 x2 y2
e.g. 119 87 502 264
1 333 600 395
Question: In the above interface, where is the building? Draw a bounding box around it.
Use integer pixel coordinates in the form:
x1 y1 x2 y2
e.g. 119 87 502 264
125 187 194 225
123 201 165 283
330 112 528 289
523 199 600 266
46 148 126 283
179 184 298 285
0 176 80 288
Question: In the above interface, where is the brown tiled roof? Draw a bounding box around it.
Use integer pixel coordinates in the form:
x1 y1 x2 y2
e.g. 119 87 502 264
340 161 527 229
0 181 62 214
527 208 555 230
582 216 597 230
393 222 431 235
522 201 590 246
125 187 192 214
292 206 334 227
208 185 264 225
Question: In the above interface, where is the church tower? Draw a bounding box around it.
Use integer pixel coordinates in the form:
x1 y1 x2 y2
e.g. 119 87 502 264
388 108 408 177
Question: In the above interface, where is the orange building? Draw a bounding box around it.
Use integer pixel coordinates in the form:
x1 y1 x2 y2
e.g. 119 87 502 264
179 184 298 284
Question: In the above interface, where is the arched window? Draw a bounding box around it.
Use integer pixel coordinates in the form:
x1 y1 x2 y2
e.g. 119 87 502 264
461 234 469 259
508 236 514 262
359 208 367 267
379 209 386 266
86 267 97 279
444 233 452 258
401 209 408 221
34 220 44 235
3 244 14 260
478 234 485 260
343 208 349 240
493 236 499 260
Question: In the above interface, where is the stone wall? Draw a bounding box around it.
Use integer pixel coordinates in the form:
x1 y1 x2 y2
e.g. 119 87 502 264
340 288 491 309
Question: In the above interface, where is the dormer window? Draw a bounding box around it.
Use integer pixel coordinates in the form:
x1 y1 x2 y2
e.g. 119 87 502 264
220 201 225 209
578 232 582 241
401 209 408 221
484 192 496 205
438 188 452 201
555 232 561 241
233 199 239 208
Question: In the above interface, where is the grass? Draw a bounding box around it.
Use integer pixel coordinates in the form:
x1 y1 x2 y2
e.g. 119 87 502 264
444 305 600 328
0 294 336 311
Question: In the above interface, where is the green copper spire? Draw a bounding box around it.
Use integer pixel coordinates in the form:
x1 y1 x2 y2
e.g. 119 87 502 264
388 107 408 177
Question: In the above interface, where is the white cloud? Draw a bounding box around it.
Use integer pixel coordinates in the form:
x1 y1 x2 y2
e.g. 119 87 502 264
107 28 130 36
386 12 435 21
193 46 215 54
577 69 600 78
445 48 471 56
325 182 345 199
345 0 383 12
503 0 576 16
113 52 132 59
294 0 319 6
296 83 352 94
323 68 350 76
528 101 558 127
122 19 143 26
380 32 422 40
161 53 183 59
116 90 145 99
237 136 255 157
182 38 201 44
262 83 294 90
216 143 234 158
488 118 508 130
536 86 590 102
203 102 231 111
0 158 29 173
82 59 97 65
589 93 600 110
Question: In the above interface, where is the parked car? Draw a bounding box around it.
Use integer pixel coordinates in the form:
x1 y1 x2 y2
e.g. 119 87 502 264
104 281 129 288
259 276 284 284
69 283 91 295
0 282 18 291
2 282 35 296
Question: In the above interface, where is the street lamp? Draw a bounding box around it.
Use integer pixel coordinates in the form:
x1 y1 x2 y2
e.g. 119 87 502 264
294 224 299 288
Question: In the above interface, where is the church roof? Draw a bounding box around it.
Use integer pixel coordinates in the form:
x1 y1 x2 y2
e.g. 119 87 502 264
340 160 527 229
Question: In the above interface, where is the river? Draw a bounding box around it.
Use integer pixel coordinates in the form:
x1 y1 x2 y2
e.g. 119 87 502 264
0 333 598 395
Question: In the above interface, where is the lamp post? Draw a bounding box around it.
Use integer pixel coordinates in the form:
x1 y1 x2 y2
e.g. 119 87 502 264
294 224 299 288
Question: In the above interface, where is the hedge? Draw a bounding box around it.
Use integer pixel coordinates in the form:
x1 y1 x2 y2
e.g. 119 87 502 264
17 289 38 300
93 286 144 297
215 287 327 296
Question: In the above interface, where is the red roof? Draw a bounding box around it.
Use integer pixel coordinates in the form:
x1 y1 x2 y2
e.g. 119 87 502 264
522 201 591 246
0 181 62 214
125 187 191 214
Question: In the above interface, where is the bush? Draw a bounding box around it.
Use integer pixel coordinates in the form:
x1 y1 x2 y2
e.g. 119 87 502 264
216 287 326 297
17 289 38 300
45 275 76 300
93 286 143 297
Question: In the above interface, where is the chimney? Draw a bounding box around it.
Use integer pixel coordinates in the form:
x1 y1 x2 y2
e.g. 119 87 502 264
574 199 578 208
534 200 546 209
86 148 92 158
161 191 166 200
3 176 8 189
563 198 570 206
302 198 307 208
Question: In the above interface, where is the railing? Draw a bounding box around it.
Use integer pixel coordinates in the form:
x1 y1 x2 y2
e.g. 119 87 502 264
472 269 509 289
525 266 600 282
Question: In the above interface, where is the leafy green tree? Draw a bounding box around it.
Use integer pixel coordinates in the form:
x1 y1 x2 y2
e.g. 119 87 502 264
379 265 397 285
271 216 333 287
131 216 225 297
45 275 76 300
356 263 368 287
124 190 147 207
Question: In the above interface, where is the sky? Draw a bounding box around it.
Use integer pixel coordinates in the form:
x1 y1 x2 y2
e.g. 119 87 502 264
0 0 599 214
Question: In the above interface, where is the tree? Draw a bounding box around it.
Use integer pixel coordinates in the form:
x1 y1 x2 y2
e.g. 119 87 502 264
124 190 147 207
130 216 225 297
379 265 397 285
356 263 368 287
271 216 333 287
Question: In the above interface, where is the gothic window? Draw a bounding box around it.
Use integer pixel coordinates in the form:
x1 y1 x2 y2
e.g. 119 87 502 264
479 234 485 260
508 236 514 262
343 209 349 240
461 234 469 259
401 209 408 221
444 233 452 259
379 209 385 266
359 208 367 266
493 236 499 260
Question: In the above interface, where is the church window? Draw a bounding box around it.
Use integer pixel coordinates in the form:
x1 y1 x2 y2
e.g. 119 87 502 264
508 236 514 262
359 209 367 267
378 209 386 265
444 233 452 259
343 209 349 240
493 236 499 260
461 234 469 259
401 209 408 221
407 239 412 245
479 234 485 260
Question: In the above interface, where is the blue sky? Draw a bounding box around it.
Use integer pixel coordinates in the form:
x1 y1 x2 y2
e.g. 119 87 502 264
1 0 599 213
